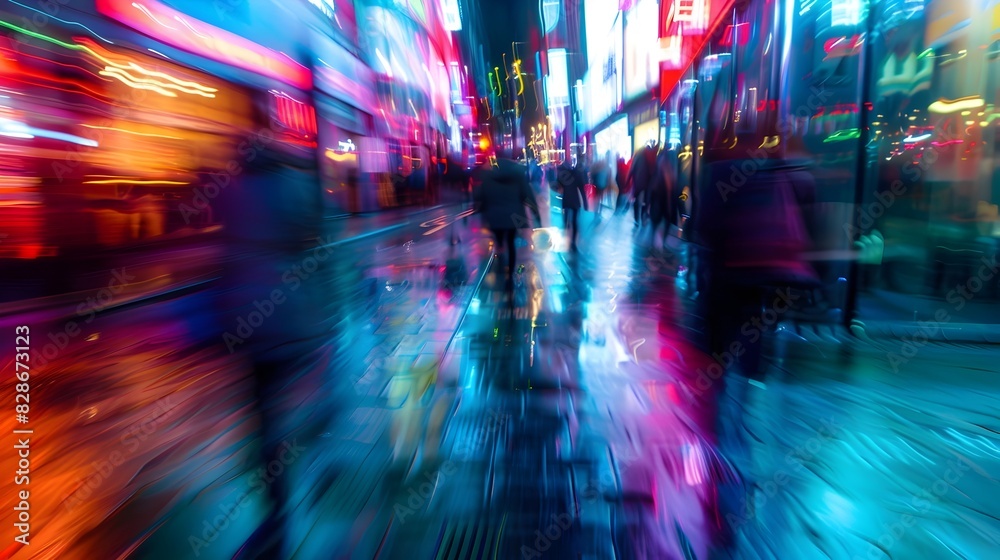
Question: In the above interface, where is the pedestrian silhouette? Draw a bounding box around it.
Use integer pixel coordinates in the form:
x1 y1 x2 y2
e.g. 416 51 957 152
473 149 540 289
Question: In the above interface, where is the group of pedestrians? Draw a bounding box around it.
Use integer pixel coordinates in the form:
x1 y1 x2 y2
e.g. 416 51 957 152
470 142 688 268
471 147 590 283
453 138 826 553
567 141 684 253
555 152 589 251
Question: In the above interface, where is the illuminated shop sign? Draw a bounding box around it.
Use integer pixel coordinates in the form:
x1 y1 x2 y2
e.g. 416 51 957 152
721 22 749 46
271 90 317 138
660 35 682 68
95 0 312 90
670 0 708 35
624 0 660 100
441 0 462 30
578 73 592 127
585 35 621 132
993 0 1000 43
449 62 463 104
633 119 659 152
600 16 623 115
546 48 570 108
659 0 739 101
877 51 933 98
584 0 618 67
823 35 863 59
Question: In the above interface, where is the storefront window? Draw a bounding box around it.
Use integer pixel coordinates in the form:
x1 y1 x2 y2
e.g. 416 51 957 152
662 0 1000 326
779 0 867 313
594 116 631 162
316 94 371 214
858 0 1000 323
0 30 251 262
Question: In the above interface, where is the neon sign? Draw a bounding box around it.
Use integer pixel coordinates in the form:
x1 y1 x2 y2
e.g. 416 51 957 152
95 0 312 90
660 35 682 67
546 48 570 108
823 35 863 59
441 0 462 30
672 0 708 35
271 90 317 137
756 99 778 112
721 23 749 46
812 102 870 117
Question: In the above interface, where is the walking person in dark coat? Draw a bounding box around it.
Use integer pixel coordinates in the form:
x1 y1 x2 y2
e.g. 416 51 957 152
473 150 541 281
628 141 658 226
648 150 679 250
615 156 630 214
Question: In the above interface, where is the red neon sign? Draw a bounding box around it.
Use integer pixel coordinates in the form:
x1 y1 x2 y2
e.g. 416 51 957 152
756 99 779 112
273 94 318 137
721 23 749 47
823 35 863 59
95 0 312 90
659 0 737 101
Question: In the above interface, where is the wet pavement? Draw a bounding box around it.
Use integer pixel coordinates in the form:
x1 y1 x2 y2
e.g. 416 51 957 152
2 190 999 560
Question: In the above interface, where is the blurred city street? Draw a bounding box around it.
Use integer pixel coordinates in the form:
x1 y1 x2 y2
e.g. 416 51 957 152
3 197 998 560
2 0 1000 557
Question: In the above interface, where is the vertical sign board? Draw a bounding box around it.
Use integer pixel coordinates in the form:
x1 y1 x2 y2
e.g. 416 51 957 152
660 0 741 102
624 0 660 101
599 15 623 124
441 0 462 30
449 61 463 104
546 48 570 108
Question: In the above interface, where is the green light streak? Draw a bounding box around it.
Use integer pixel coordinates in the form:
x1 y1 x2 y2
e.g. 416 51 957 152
824 128 861 143
0 18 84 52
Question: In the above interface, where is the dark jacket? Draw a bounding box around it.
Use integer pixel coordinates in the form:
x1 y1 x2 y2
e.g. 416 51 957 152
650 151 678 224
700 158 818 287
474 158 539 229
557 162 588 210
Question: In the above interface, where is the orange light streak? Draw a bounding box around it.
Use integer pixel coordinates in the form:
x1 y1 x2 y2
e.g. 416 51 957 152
83 179 189 185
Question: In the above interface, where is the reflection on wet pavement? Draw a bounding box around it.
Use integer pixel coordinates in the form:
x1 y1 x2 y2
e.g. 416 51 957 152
1 204 999 560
